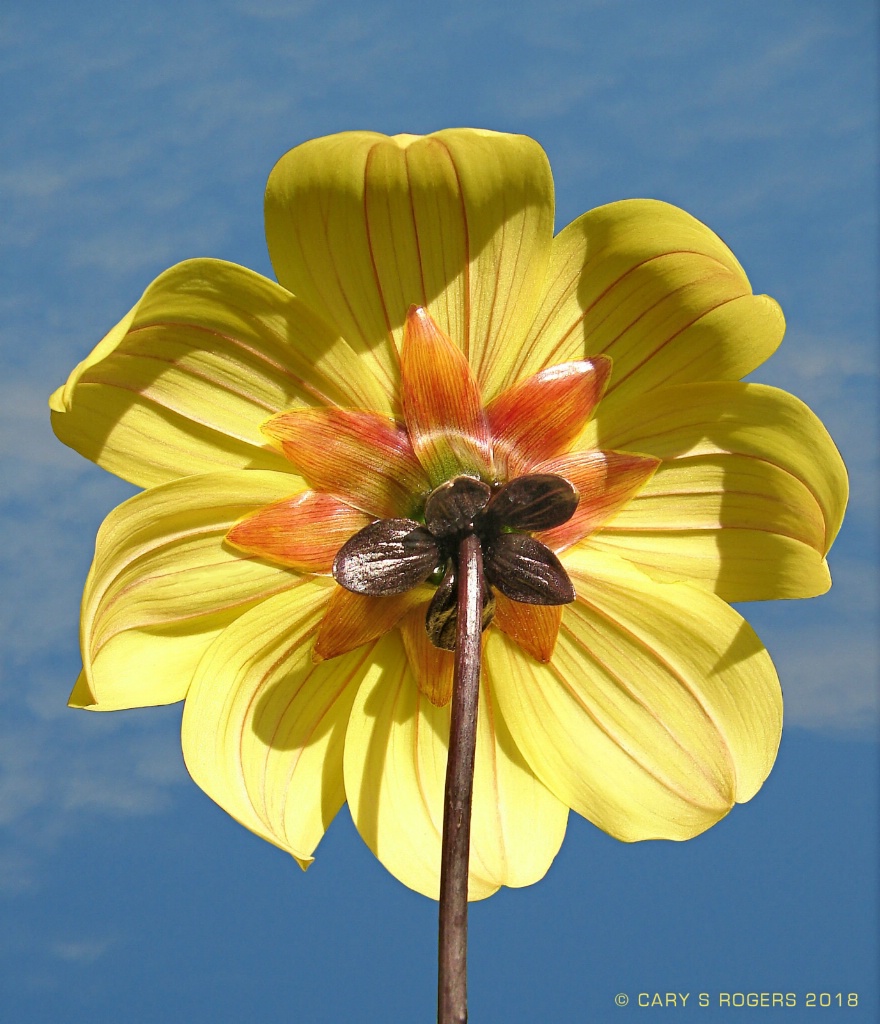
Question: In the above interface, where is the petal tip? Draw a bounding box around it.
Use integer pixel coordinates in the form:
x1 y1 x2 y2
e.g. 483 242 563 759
68 672 98 709
48 385 68 414
259 416 286 447
591 353 613 392
310 645 327 664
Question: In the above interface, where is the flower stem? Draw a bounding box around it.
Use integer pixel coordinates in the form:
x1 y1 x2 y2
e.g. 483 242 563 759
438 531 483 1024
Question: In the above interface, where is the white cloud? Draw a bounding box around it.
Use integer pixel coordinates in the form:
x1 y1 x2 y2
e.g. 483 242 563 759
0 727 47 827
69 230 208 276
0 397 186 883
776 628 878 733
1 701 185 822
0 164 69 200
743 555 879 735
0 692 187 895
221 0 322 20
0 849 39 896
486 71 614 121
50 936 114 964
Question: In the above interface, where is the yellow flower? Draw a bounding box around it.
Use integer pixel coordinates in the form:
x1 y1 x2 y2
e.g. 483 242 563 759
50 129 848 901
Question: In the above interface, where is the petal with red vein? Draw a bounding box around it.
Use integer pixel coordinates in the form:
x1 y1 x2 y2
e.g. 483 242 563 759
226 491 371 573
313 585 427 661
399 606 455 707
78 469 312 712
486 546 781 842
49 259 393 488
264 407 429 519
264 130 555 407
401 306 493 485
586 451 835 601
511 200 783 404
578 381 848 554
536 451 660 551
493 595 562 663
182 584 372 868
344 636 567 898
486 357 612 475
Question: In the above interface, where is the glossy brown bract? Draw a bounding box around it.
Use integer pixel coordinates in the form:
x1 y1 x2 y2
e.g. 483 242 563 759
332 473 579 649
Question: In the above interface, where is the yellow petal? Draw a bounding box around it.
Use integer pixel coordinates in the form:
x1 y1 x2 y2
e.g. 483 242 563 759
79 470 307 711
588 381 847 549
590 453 831 599
515 200 783 406
182 580 367 867
49 259 393 488
589 530 831 601
344 636 567 898
581 380 848 597
487 546 782 841
68 670 96 709
264 129 554 403
472 675 569 890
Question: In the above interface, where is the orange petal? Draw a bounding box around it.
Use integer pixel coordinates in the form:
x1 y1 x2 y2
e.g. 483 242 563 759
226 491 371 573
401 306 493 485
263 407 429 518
492 595 562 663
486 356 612 476
313 585 426 661
399 605 455 707
535 450 660 551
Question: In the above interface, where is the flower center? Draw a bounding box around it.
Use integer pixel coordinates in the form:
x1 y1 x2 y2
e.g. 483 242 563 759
332 473 579 650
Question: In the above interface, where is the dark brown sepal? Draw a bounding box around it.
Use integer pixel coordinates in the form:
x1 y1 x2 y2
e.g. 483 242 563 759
484 473 579 532
483 532 575 605
332 518 439 595
426 561 496 651
424 476 492 538
425 564 458 650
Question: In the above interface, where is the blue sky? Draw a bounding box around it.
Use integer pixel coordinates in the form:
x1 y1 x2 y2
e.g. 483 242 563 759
1 0 877 1020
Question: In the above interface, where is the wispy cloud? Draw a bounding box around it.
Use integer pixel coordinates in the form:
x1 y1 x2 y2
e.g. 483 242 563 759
776 627 877 733
0 684 186 894
747 554 879 734
221 0 322 20
50 936 114 964
1 394 185 889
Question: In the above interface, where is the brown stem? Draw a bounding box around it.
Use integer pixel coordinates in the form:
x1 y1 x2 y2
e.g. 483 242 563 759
437 531 483 1024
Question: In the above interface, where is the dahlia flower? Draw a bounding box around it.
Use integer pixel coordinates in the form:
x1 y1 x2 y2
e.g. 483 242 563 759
50 129 847 900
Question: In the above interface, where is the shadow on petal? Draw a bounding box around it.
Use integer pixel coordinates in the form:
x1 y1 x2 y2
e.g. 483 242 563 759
50 260 386 488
